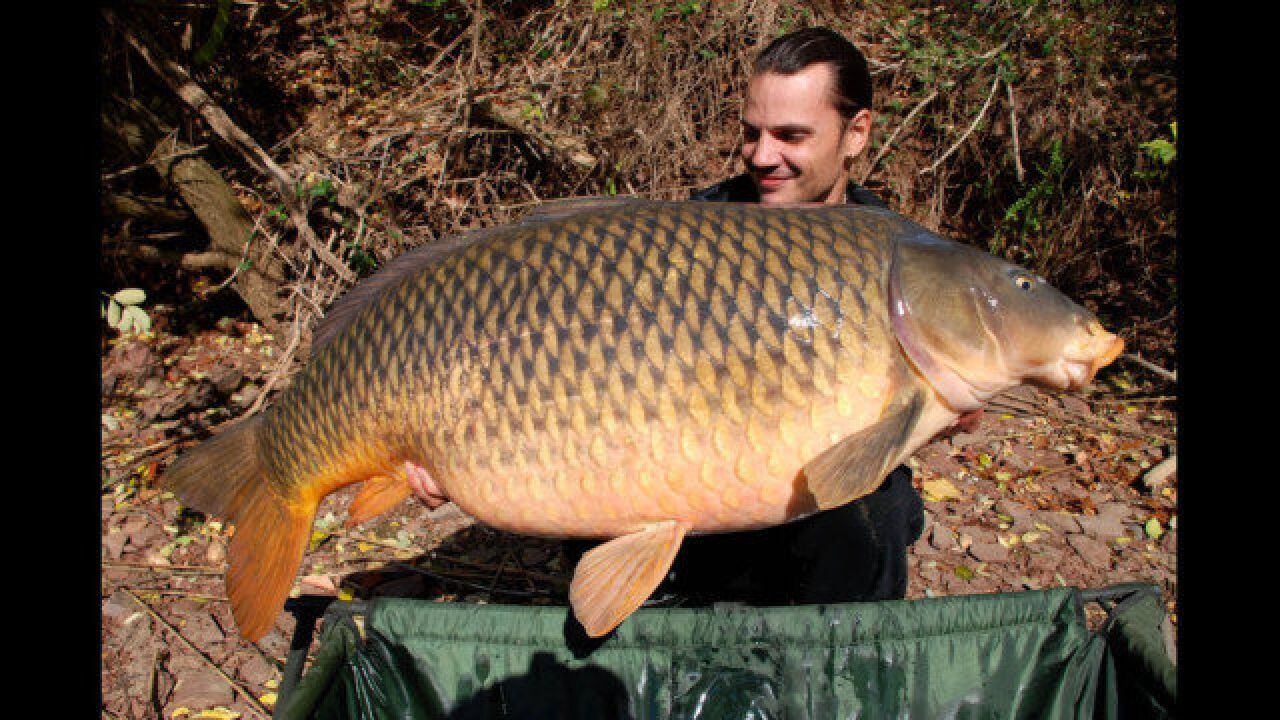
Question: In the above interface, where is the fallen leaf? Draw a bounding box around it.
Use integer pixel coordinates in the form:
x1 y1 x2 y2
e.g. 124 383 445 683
1144 518 1165 540
194 709 240 720
922 477 963 502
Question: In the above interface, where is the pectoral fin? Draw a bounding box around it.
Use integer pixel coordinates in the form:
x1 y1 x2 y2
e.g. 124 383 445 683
569 521 687 637
801 392 925 509
345 474 412 527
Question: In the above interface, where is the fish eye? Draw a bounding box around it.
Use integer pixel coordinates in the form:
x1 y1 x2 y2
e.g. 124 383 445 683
1013 275 1035 291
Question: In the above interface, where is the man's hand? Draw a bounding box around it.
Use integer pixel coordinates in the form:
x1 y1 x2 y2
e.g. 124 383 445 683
405 461 449 509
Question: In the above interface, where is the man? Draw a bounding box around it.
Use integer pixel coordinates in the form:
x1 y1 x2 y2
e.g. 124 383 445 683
567 27 924 608
410 27 926 607
693 26 883 208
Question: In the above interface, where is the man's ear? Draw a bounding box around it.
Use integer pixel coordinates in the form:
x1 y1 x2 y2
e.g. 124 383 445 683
842 108 873 162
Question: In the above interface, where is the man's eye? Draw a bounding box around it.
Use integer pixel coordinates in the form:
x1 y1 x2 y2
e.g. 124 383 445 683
742 127 760 141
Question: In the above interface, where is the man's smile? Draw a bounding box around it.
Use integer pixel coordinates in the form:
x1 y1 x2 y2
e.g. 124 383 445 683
754 173 792 190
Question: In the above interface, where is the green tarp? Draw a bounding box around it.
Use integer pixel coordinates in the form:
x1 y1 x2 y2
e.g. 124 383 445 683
274 583 1174 719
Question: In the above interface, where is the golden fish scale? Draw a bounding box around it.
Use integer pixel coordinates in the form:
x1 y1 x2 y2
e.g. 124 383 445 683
258 203 912 535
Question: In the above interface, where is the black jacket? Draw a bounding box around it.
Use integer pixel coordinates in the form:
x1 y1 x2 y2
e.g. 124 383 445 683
689 172 888 208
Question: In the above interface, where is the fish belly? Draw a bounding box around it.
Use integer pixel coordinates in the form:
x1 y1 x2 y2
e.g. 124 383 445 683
432 370 903 538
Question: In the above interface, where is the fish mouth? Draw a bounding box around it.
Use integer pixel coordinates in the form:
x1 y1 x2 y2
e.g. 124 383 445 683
1063 334 1125 390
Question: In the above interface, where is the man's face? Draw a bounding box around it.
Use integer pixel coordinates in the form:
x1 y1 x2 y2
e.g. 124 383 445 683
741 64 871 205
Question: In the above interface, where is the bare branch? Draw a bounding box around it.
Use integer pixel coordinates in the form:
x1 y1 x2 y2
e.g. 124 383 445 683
919 75 1001 177
862 90 938 184
1121 353 1177 383
1006 77 1025 183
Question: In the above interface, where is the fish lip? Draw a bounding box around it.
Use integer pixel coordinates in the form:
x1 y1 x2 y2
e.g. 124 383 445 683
1062 335 1125 390
1094 335 1126 375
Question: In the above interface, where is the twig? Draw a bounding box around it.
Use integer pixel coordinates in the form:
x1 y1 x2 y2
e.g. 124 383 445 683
245 309 307 417
986 393 1173 444
862 89 938 184
920 74 1001 176
485 549 514 594
131 589 229 602
429 551 568 587
103 561 223 575
1094 395 1177 405
103 144 208 182
103 437 183 469
1006 77 1024 183
1031 447 1147 482
389 562 559 598
1122 353 1177 382
436 0 486 192
1143 455 1177 490
331 529 568 587
120 588 272 720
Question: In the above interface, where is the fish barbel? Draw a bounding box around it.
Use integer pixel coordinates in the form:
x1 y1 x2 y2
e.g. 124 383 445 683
161 198 1123 639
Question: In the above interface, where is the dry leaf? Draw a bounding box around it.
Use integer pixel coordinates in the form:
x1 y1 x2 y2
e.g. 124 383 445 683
922 477 963 502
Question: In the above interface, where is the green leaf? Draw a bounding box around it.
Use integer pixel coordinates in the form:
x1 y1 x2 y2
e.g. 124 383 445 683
309 177 336 200
1140 138 1176 166
954 565 974 581
1144 517 1165 540
113 288 146 306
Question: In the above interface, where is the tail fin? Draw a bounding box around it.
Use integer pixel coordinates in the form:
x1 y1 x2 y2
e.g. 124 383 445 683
161 416 314 641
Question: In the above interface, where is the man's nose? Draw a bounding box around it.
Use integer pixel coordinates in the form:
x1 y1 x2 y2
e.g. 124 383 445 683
747 135 781 168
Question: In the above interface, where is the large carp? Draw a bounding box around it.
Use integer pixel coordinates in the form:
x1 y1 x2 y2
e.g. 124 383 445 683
162 198 1123 640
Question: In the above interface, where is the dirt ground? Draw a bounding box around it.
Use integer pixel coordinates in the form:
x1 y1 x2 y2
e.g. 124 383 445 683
100 315 1176 719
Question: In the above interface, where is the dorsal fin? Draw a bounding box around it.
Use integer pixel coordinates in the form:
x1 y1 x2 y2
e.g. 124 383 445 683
519 194 650 223
311 195 652 353
311 224 512 352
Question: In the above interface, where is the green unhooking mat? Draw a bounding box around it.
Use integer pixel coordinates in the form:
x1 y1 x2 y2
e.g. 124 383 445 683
273 583 1175 719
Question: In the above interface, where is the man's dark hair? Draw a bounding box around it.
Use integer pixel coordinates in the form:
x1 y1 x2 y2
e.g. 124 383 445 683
753 27 872 118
